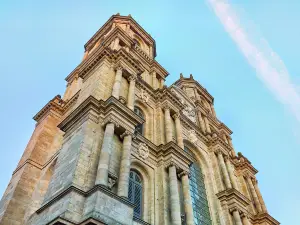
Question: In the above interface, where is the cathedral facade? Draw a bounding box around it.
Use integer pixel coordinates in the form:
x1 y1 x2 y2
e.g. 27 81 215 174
0 14 279 225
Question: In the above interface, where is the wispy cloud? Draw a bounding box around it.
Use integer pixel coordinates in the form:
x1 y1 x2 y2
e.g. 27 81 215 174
207 0 300 122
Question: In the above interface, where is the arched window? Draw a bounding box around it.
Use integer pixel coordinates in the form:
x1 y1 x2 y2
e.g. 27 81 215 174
134 107 144 135
184 147 212 225
128 170 143 218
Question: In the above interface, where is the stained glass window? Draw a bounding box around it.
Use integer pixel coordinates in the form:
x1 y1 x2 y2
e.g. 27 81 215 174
128 170 143 218
184 147 212 225
134 107 144 135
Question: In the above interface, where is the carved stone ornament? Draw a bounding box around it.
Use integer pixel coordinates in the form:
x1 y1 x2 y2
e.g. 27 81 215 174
108 177 117 190
188 130 198 144
140 89 149 103
138 143 149 159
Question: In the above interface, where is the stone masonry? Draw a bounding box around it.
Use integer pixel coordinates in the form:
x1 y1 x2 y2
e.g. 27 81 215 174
0 14 279 225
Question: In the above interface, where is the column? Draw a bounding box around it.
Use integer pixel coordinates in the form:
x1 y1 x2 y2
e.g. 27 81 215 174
194 88 200 101
246 175 262 213
160 79 165 88
152 71 157 89
253 179 267 212
113 37 120 50
112 66 123 99
127 74 136 110
204 116 211 134
232 210 243 225
223 134 229 144
117 132 133 197
96 122 115 186
211 104 216 117
164 106 173 143
224 156 238 189
181 172 195 225
216 151 232 189
173 113 184 149
168 165 181 225
197 109 206 134
242 216 251 225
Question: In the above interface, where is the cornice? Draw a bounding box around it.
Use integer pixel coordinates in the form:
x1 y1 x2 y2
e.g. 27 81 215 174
174 77 214 103
209 135 232 154
252 212 280 225
37 184 135 214
233 152 258 175
33 95 64 123
84 14 156 57
13 150 60 175
157 141 196 167
216 188 251 213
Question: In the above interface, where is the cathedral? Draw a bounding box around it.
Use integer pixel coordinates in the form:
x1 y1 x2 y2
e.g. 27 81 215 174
0 14 279 225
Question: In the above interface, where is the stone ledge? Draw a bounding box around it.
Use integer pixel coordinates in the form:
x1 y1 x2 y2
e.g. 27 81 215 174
252 212 280 225
133 216 151 225
37 184 134 214
216 188 250 213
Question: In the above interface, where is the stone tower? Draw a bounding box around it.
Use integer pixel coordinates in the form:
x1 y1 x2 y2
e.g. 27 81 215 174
0 14 279 225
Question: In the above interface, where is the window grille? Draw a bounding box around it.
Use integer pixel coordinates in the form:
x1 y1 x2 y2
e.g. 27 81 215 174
128 170 143 218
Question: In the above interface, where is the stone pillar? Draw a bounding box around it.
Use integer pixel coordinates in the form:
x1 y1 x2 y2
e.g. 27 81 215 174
127 74 136 110
224 156 238 190
232 210 243 225
246 175 262 213
197 110 206 134
164 106 173 143
168 165 181 225
223 134 229 144
204 116 211 134
181 172 195 225
112 66 123 99
113 37 120 50
216 151 232 189
117 132 133 197
242 215 251 225
254 180 268 212
160 79 165 88
194 88 200 101
173 113 184 149
211 104 216 117
152 71 157 89
96 122 115 186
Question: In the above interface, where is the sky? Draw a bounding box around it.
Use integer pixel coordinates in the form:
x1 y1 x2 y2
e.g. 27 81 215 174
0 0 299 224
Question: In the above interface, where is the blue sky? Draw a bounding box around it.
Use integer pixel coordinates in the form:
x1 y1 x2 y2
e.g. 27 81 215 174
0 1 299 224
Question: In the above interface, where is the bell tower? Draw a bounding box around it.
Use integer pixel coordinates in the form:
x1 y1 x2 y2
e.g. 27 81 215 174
0 14 279 225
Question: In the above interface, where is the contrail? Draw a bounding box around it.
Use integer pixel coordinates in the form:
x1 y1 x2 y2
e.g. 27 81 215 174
207 0 300 122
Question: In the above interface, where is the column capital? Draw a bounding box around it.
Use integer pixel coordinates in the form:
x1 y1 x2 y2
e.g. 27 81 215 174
162 103 171 111
102 116 120 128
178 170 190 178
214 148 223 156
172 112 181 120
114 64 124 72
128 74 137 82
120 130 134 139
165 161 180 171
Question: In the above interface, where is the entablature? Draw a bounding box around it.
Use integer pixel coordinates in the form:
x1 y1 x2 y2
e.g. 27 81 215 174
217 188 251 214
252 212 280 225
58 96 144 136
233 152 258 176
